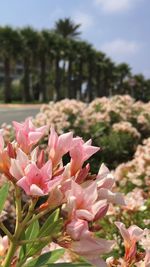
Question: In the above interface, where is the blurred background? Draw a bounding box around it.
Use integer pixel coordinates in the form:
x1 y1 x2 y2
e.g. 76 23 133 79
0 0 150 103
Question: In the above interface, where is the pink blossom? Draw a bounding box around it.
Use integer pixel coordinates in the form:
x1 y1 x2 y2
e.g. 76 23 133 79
64 180 107 221
17 161 61 196
10 147 38 180
48 127 73 167
13 118 47 153
0 131 11 179
0 235 9 256
115 222 144 262
70 138 99 176
0 130 4 153
71 231 114 267
66 219 89 241
136 250 150 267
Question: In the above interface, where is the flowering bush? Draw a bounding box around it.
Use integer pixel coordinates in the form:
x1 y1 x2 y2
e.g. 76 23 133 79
32 95 150 169
0 118 149 267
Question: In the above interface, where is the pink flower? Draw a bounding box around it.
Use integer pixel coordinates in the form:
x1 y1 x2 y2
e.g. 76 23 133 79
96 164 125 206
0 131 11 179
70 138 99 176
0 235 9 256
66 219 88 241
48 127 73 167
17 161 61 196
71 231 114 267
0 130 4 153
13 118 47 153
136 250 150 267
64 180 107 221
10 147 38 180
65 217 114 267
115 222 144 263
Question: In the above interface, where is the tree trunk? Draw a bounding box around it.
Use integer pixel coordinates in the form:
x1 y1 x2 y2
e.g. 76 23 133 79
77 60 83 100
96 67 101 97
40 55 47 102
87 62 93 102
23 56 31 102
4 57 11 103
67 58 73 99
55 55 61 101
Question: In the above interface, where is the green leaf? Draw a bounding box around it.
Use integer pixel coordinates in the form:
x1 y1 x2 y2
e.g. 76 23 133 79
38 209 60 237
19 219 39 260
26 219 40 247
24 209 62 258
41 264 92 267
0 183 9 213
27 217 63 257
23 250 65 267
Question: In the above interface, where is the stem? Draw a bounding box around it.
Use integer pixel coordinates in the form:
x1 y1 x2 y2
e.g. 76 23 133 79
26 206 52 227
0 222 13 241
19 235 51 245
22 198 37 226
2 241 17 267
15 186 22 233
2 193 37 266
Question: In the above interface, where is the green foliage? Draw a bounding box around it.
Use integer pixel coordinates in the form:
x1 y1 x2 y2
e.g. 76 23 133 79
26 209 63 257
23 250 65 267
19 220 40 260
0 182 9 213
95 131 139 169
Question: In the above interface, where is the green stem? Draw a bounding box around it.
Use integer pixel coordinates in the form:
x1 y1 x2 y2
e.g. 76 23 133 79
2 192 37 266
15 186 22 233
2 241 17 267
19 235 51 245
26 206 52 227
0 222 13 241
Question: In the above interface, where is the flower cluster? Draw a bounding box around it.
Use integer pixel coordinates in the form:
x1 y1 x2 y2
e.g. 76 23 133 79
0 118 126 267
115 137 150 188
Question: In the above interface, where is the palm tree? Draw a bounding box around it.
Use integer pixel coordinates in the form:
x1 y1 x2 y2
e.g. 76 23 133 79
115 63 131 94
0 26 22 103
102 57 115 97
86 47 97 101
38 30 52 102
95 51 106 98
54 18 81 39
20 27 39 102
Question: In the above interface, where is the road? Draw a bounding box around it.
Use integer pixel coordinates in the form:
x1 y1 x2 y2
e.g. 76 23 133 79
0 105 41 125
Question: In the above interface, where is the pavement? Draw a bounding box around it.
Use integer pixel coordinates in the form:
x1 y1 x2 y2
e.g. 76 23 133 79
0 104 42 125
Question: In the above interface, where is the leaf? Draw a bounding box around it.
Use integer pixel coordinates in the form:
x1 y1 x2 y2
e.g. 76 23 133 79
0 183 9 213
19 219 39 260
25 219 40 248
24 209 62 257
42 264 91 267
27 217 63 257
23 250 65 267
38 209 60 237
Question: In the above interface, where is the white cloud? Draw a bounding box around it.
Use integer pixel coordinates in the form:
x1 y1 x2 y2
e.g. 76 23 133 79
73 12 94 31
95 0 140 13
100 39 140 62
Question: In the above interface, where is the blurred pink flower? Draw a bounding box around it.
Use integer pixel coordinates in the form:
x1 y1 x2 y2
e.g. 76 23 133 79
64 180 107 221
17 161 61 196
48 127 73 167
13 118 47 153
70 138 99 176
115 222 144 263
0 235 9 256
71 231 114 267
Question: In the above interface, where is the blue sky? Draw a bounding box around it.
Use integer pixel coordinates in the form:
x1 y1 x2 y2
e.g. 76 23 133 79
0 0 150 78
